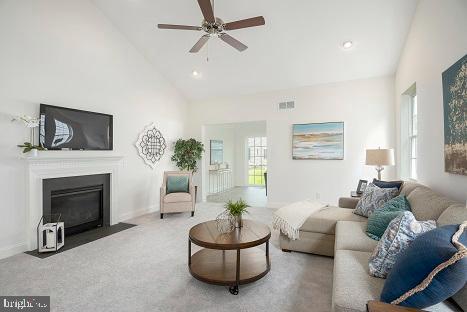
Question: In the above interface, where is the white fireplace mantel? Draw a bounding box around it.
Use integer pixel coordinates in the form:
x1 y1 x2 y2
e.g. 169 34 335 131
24 152 124 250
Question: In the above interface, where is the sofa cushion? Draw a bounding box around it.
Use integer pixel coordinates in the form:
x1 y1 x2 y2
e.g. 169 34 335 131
380 224 467 309
280 231 335 256
332 250 385 312
335 221 377 252
368 212 436 278
339 197 360 209
407 187 456 221
366 195 411 240
164 192 192 203
399 181 423 196
437 203 467 226
300 206 366 235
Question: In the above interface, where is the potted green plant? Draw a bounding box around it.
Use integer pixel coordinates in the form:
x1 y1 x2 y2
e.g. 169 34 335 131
224 199 249 228
171 138 204 172
171 138 204 199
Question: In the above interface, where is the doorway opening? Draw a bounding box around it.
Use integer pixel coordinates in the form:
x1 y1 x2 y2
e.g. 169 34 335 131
203 121 267 207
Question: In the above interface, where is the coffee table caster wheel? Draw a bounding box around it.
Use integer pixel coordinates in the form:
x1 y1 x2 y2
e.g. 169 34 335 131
229 285 239 295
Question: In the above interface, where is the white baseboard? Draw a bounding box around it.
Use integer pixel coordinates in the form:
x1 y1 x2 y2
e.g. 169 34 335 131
118 205 159 222
0 242 28 260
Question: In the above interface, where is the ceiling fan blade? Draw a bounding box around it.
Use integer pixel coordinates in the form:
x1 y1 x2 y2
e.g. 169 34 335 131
224 16 265 30
197 0 215 23
189 35 210 53
158 24 202 31
219 33 248 52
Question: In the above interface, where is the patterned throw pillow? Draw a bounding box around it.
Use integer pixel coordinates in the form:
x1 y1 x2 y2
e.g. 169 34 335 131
354 183 399 217
368 211 436 278
366 195 411 240
372 179 404 190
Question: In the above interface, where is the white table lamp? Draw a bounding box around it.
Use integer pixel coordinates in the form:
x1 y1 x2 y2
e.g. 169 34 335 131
365 148 395 180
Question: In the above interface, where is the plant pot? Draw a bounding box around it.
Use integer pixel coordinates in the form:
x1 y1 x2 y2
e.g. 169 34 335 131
234 215 243 228
29 149 38 157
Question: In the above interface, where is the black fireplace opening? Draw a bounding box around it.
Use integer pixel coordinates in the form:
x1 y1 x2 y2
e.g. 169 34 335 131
43 174 110 237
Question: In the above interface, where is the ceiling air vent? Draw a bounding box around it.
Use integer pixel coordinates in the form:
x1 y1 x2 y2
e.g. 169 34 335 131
279 101 295 110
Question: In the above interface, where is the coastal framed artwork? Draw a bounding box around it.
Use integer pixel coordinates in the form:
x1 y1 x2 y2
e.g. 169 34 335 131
442 54 466 175
292 122 344 160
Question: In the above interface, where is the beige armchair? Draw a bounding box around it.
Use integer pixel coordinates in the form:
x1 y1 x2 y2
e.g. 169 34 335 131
160 171 195 219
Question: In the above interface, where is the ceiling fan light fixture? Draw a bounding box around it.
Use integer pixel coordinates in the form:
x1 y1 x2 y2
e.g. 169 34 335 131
342 40 353 49
157 0 265 53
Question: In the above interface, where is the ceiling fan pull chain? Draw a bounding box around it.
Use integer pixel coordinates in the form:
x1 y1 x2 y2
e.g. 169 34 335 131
206 40 210 62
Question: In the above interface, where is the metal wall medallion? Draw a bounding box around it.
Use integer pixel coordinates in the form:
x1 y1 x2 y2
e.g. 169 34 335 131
135 123 167 169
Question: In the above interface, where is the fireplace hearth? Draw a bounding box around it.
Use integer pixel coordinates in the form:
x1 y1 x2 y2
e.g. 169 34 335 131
43 174 110 237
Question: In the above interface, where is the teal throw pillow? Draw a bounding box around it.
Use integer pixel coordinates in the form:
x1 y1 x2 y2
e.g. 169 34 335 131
166 176 189 194
367 195 411 240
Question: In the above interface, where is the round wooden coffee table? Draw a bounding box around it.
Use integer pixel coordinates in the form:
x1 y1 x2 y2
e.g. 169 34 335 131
188 219 271 295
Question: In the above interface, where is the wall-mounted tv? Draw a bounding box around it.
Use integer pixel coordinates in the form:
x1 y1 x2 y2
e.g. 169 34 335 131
40 104 113 150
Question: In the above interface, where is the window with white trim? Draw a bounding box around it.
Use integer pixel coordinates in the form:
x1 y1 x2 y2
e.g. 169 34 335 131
401 84 417 180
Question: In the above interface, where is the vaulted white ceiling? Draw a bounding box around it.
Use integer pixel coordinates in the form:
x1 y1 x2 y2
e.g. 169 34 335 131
93 0 418 101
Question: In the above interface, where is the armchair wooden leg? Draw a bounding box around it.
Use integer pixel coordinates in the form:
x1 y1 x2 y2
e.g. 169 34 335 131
191 211 194 217
160 213 164 219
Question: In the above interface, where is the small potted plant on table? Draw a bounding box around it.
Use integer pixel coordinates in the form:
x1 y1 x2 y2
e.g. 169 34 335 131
225 199 249 228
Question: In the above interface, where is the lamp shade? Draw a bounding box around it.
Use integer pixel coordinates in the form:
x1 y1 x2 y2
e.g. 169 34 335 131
366 149 395 166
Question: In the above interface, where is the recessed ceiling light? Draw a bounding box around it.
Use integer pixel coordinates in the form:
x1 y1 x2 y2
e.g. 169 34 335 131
192 70 200 77
342 41 353 49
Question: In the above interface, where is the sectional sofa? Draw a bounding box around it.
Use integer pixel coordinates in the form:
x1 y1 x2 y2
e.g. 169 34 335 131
279 182 467 312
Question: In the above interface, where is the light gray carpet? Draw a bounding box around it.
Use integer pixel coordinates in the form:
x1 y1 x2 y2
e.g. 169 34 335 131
0 203 333 312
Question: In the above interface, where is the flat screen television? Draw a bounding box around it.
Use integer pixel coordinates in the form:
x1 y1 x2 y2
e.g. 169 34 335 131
40 104 113 150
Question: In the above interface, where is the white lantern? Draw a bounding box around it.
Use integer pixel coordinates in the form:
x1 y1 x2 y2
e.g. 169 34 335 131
37 216 64 253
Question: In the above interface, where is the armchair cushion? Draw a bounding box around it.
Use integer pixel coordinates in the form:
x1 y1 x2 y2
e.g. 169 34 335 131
166 176 189 194
164 192 192 203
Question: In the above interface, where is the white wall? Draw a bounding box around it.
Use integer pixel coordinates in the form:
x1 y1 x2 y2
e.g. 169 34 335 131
0 0 187 258
188 76 396 206
395 0 467 202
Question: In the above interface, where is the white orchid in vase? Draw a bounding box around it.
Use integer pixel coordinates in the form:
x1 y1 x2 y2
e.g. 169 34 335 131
12 115 45 154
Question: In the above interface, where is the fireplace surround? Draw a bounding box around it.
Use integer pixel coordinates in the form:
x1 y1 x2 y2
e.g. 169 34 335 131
24 152 123 250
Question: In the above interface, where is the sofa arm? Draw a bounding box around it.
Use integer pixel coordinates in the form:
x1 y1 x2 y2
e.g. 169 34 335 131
338 197 360 209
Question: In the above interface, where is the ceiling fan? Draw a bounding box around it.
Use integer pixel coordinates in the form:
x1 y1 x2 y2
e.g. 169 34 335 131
157 0 265 53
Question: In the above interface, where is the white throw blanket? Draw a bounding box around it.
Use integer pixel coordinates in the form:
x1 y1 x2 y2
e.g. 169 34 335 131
272 200 328 240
